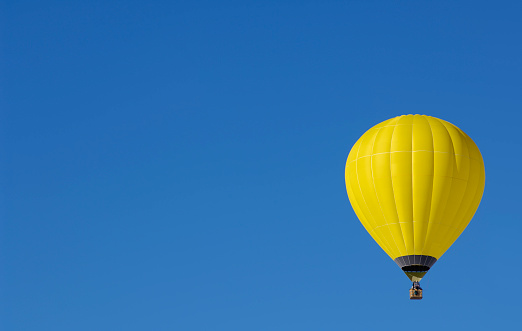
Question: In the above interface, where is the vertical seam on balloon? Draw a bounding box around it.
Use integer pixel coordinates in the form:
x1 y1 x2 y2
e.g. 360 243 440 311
388 122 408 257
424 120 458 258
422 118 455 257
411 116 415 266
354 132 395 255
404 116 413 266
420 116 435 256
371 127 404 257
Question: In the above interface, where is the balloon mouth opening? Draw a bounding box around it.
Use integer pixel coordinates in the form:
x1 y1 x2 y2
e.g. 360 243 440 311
401 265 430 272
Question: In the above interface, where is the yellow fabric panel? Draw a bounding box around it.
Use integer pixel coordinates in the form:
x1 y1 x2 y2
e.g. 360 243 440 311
421 118 455 256
390 117 414 256
412 115 434 255
373 126 407 255
345 114 485 261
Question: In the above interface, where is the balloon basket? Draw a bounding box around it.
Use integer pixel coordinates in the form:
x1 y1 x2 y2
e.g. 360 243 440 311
409 282 423 300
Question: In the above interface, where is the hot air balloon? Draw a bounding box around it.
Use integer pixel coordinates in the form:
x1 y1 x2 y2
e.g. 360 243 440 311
345 114 485 299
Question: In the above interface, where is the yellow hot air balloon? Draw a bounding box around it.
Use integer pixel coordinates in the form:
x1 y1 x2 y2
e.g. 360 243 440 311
345 114 485 299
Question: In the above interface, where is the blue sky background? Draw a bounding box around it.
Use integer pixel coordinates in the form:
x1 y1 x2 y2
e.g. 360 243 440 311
2 1 522 330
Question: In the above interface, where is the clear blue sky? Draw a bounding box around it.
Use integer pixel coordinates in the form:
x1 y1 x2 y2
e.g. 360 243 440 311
2 1 521 330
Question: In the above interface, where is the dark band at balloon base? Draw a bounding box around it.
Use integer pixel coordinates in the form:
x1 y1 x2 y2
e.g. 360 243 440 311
394 255 437 272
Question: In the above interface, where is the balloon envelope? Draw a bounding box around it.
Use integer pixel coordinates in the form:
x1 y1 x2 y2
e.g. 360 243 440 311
345 115 485 281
